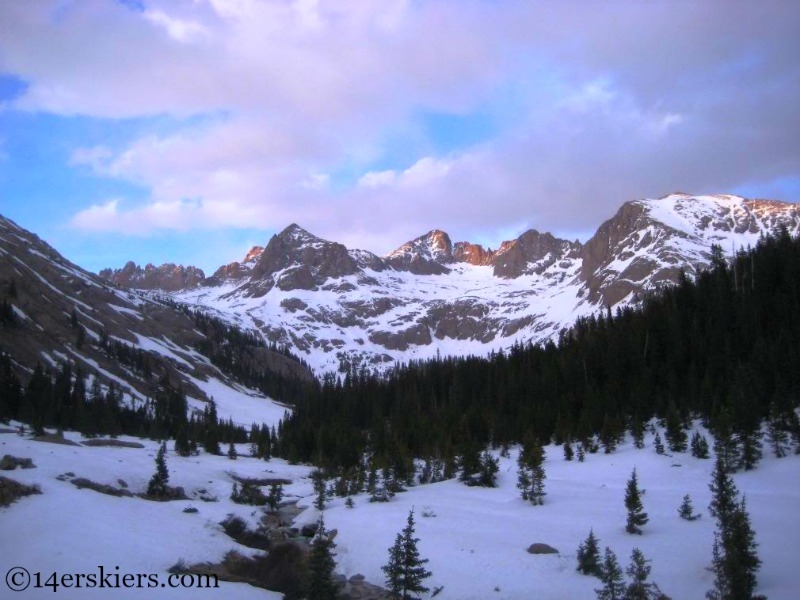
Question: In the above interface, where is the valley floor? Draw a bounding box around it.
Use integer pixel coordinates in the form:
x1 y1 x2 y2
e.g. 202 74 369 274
1 424 798 599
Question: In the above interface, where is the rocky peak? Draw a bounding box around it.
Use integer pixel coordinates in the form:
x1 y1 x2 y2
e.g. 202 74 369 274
386 229 453 275
99 261 205 292
247 225 360 294
211 245 265 283
453 241 493 266
492 230 581 278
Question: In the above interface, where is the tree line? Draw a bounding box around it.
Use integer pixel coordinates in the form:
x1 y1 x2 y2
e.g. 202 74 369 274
278 230 800 472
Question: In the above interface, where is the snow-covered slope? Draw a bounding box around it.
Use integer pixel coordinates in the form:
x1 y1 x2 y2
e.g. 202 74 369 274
0 214 307 425
2 423 797 599
163 194 799 374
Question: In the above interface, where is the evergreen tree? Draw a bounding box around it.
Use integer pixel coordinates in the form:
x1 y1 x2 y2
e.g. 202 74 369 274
147 442 169 498
596 546 625 600
576 529 602 577
690 431 710 459
577 443 586 462
227 441 238 460
678 494 700 521
708 457 738 529
564 441 574 461
312 469 327 511
624 548 665 600
382 509 432 600
517 438 546 505
765 401 791 458
630 414 645 450
707 497 761 600
653 432 665 456
624 468 648 534
307 514 339 600
267 483 283 511
477 450 499 487
664 404 688 453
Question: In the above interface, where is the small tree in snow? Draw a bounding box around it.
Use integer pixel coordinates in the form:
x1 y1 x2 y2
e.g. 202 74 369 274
382 509 432 600
595 546 625 600
678 494 700 521
624 548 666 600
577 529 602 577
307 514 338 600
147 441 169 498
624 468 648 534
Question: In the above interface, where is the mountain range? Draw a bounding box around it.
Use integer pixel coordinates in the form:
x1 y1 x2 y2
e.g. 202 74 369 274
96 193 800 374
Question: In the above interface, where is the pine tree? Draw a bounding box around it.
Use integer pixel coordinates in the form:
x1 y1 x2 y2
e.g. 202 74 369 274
678 494 700 521
564 441 574 461
630 414 645 450
312 470 327 511
477 450 499 487
383 532 405 599
664 404 688 453
765 401 790 458
147 442 169 498
625 468 648 534
307 514 339 600
595 546 625 600
653 432 665 455
624 548 664 600
690 431 710 459
577 443 586 462
708 457 738 529
227 441 238 460
517 438 546 505
382 509 432 600
267 483 283 511
707 497 761 600
576 529 602 577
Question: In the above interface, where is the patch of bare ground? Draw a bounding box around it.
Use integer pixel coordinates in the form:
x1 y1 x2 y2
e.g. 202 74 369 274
0 475 42 507
80 439 145 448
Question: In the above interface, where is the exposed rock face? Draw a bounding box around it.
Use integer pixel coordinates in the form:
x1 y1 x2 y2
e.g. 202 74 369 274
211 245 264 282
247 224 360 295
453 241 493 265
386 229 453 275
95 194 799 375
492 230 581 279
0 214 313 402
99 262 205 292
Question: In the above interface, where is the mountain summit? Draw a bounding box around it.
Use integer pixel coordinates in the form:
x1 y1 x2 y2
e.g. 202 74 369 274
98 194 799 373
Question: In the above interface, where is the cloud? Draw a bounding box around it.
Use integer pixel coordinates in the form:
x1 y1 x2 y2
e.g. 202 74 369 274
1 0 798 258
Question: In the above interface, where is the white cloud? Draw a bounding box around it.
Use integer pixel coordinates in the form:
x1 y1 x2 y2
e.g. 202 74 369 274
0 0 797 257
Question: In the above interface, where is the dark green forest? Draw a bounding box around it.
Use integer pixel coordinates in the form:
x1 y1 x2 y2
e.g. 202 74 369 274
2 232 798 477
277 231 800 471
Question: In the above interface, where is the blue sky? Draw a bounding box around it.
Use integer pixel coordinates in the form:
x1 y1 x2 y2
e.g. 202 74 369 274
1 1 798 274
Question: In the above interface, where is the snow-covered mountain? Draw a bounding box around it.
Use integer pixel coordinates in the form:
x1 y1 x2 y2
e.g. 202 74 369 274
0 214 309 423
103 194 796 374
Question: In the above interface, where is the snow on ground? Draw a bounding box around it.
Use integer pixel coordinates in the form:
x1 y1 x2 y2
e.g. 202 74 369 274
0 427 313 599
185 375 290 429
1 424 797 599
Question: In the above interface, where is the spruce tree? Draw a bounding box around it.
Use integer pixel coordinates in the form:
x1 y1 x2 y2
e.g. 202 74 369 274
678 494 700 521
624 468 648 534
307 514 338 600
564 441 574 461
653 432 665 455
147 442 169 498
227 441 238 460
576 529 602 577
595 546 625 600
765 401 790 458
708 457 738 528
630 414 645 450
707 497 761 600
690 431 710 459
577 443 586 462
624 548 665 600
382 509 432 600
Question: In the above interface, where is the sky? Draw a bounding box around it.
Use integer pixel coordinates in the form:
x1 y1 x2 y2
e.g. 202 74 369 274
0 0 799 275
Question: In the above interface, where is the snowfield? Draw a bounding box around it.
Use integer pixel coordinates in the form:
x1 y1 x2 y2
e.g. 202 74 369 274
1 424 798 599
